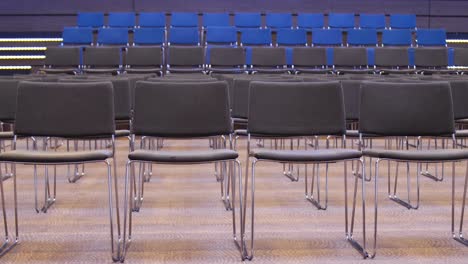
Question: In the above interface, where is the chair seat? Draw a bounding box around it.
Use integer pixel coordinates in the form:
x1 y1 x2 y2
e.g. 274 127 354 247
82 68 120 74
250 148 362 162
0 150 113 163
335 68 374 74
167 68 205 74
115 129 130 137
250 68 290 74
294 67 332 74
345 130 381 138
125 68 163 74
234 129 248 136
128 149 238 163
362 148 468 161
378 68 416 74
209 67 246 74
0 131 14 139
456 130 468 137
41 68 78 74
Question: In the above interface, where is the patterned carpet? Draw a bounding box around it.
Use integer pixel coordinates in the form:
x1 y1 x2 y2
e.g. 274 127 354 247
0 138 467 263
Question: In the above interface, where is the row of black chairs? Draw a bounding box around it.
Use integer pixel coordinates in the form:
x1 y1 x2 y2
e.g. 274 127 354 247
0 74 467 262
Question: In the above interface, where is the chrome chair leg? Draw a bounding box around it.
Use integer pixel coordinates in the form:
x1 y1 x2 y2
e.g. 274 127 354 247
452 161 468 246
0 163 19 258
421 138 444 182
231 160 248 259
388 161 420 210
121 161 133 262
132 162 144 212
41 165 56 213
305 163 328 210
105 160 122 262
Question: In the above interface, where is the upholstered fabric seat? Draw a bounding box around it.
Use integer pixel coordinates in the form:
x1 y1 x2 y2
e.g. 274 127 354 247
250 148 361 162
363 148 468 161
129 149 238 163
0 150 113 163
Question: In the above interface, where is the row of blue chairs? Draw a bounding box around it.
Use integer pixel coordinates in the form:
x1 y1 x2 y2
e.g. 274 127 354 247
62 27 447 47
76 12 417 30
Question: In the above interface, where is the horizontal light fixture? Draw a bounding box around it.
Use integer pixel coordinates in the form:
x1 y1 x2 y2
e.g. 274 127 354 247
447 39 468 44
0 55 45 60
0 66 32 70
0 47 47 51
0 38 62 43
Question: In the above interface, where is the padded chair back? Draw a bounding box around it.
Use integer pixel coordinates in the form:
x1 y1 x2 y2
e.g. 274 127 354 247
15 81 115 137
167 46 204 66
265 13 293 29
328 13 355 29
360 81 454 136
347 29 377 46
333 47 368 67
97 28 129 45
83 47 121 67
77 12 104 28
168 27 200 45
170 12 198 27
416 29 447 47
126 47 163 67
108 12 136 28
133 28 165 45
58 78 131 120
139 12 166 28
382 29 412 46
297 13 324 29
374 47 409 67
44 47 80 67
360 14 386 29
312 29 342 46
276 29 307 46
341 80 362 121
449 80 468 120
414 47 448 68
203 13 231 27
0 79 19 122
292 47 327 67
250 47 286 67
248 81 346 136
132 81 231 137
210 47 246 66
62 27 93 45
241 28 272 46
453 48 468 66
235 13 262 28
205 26 237 45
389 14 416 30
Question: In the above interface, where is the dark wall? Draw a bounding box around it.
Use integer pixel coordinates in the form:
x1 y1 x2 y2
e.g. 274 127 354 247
1 0 468 32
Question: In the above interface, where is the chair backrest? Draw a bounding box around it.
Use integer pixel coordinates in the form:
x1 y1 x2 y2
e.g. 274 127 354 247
133 28 165 45
209 47 246 66
15 81 114 138
77 12 104 28
83 47 121 67
416 29 447 47
62 27 93 45
250 47 286 67
390 14 417 30
333 47 368 67
248 81 345 136
312 29 342 46
58 78 131 120
328 13 355 29
374 47 409 67
171 12 198 27
297 13 324 29
168 27 200 45
108 12 136 28
139 12 166 28
276 29 307 46
382 29 412 46
414 47 448 68
167 46 204 66
347 29 377 46
449 80 468 120
44 47 80 67
292 47 327 67
341 80 362 121
265 13 292 29
241 28 272 46
203 13 231 27
0 79 19 122
235 13 262 28
97 28 129 45
454 48 468 66
126 46 163 67
132 81 231 137
359 81 454 136
205 26 237 45
360 14 386 29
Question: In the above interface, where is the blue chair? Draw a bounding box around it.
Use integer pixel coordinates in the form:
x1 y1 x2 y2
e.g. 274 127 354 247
62 27 93 45
312 29 342 46
170 12 198 27
240 28 272 46
297 13 324 30
266 13 292 29
139 12 166 28
205 26 237 45
77 12 104 28
108 12 136 28
97 28 129 45
203 13 231 27
390 14 417 30
360 14 386 30
328 13 355 29
416 29 447 46
347 29 378 46
168 27 200 45
276 28 307 46
133 28 165 45
382 29 412 46
235 13 262 28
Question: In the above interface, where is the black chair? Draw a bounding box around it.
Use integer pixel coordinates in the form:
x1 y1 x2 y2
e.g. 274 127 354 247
249 47 289 74
41 46 81 75
120 81 242 261
414 47 453 75
82 46 122 75
333 47 373 74
359 81 468 258
208 47 247 74
241 81 365 260
166 46 205 74
374 47 415 74
0 81 121 261
124 46 164 75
